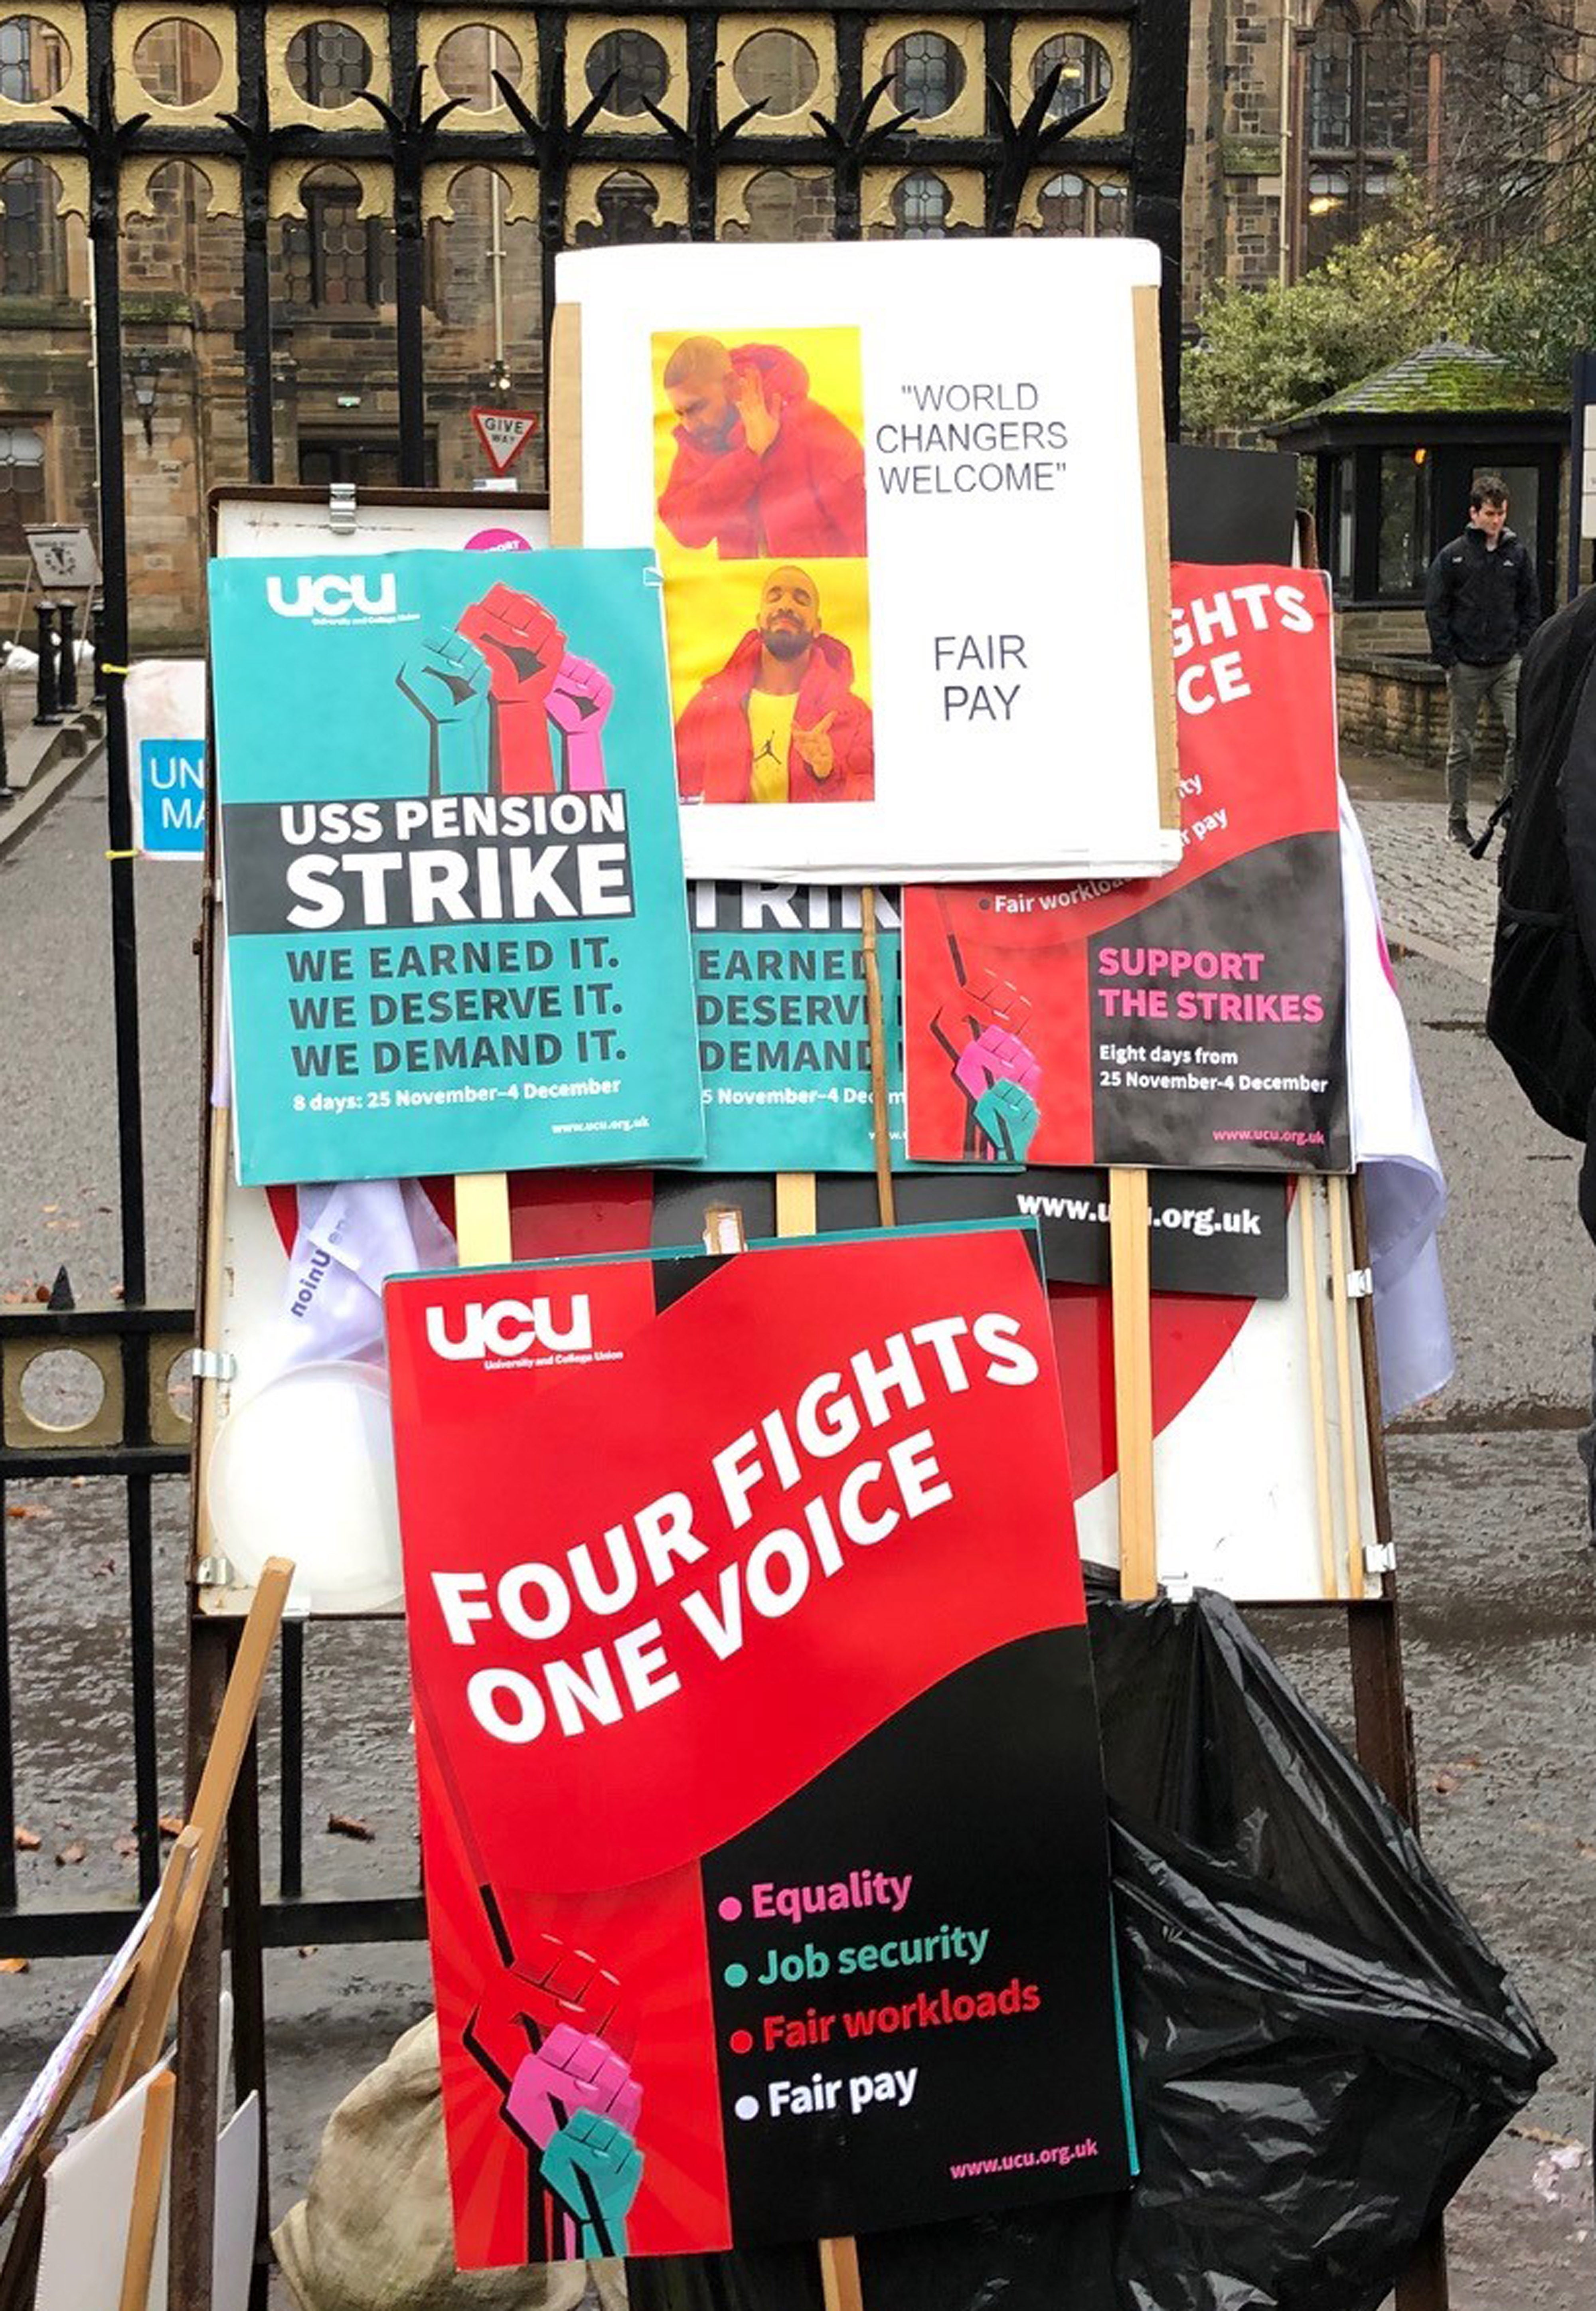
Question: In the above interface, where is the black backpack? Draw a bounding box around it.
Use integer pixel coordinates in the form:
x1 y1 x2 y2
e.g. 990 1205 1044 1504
1487 590 1596 1140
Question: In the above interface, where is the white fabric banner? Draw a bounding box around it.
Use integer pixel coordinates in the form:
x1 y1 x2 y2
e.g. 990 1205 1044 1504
1340 785 1455 1416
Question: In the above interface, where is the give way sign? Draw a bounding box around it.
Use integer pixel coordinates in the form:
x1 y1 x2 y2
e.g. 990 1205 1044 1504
470 406 541 474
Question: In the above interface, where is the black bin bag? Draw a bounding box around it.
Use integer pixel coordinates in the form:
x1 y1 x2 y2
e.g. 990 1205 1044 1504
627 1588 1551 2311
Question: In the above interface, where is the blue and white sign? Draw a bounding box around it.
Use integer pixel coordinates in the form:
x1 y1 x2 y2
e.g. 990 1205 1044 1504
127 660 206 859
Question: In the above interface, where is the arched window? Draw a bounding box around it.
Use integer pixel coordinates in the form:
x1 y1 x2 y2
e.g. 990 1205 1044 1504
1501 4 1549 112
123 160 226 295
890 170 950 237
1030 34 1113 121
1306 166 1351 266
883 33 964 120
585 30 670 117
1308 1 1357 147
1096 181 1129 235
0 158 65 297
0 422 45 554
722 168 836 243
1302 0 1424 269
1036 172 1090 235
280 166 393 307
1362 0 1422 155
573 169 676 246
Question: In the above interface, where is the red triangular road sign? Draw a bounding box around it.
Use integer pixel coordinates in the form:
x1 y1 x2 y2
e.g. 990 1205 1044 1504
471 406 541 475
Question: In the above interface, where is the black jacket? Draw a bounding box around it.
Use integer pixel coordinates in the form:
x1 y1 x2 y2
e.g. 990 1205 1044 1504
1540 598 1596 1238
1424 525 1541 667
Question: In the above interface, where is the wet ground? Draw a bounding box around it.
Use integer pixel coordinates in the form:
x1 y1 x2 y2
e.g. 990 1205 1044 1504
0 754 1593 2304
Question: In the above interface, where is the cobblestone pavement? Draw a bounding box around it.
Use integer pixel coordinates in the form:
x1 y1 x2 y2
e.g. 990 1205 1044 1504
1344 750 1498 987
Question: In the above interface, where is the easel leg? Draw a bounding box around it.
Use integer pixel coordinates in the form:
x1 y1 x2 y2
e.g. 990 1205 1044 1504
170 1613 231 2311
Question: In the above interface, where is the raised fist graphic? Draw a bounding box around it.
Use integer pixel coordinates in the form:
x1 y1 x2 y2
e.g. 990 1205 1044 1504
973 1078 1041 1163
396 632 490 796
546 654 615 794
506 2022 641 2152
457 583 567 794
540 2106 643 2258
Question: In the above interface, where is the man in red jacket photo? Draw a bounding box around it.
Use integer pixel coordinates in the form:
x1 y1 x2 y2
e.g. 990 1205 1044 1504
658 336 868 561
674 564 874 806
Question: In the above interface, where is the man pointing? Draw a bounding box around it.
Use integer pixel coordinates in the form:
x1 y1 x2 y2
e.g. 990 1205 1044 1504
674 565 874 806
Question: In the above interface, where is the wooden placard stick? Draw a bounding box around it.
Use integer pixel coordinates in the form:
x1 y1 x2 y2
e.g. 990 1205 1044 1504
117 1562 291 2091
1108 1168 1157 1600
1297 1181 1339 1600
454 1171 513 1266
1326 1173 1365 1601
0 2169 46 2311
116 2070 176 2311
92 1828 201 2120
820 2235 865 2311
859 890 896 1229
775 1173 817 1238
765 1180 868 2311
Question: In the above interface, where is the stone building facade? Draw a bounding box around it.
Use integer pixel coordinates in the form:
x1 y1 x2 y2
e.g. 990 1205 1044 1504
1184 0 1589 302
0 8 1147 650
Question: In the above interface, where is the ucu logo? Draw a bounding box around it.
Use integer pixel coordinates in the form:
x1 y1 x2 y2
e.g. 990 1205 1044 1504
424 1295 594 1363
266 571 398 619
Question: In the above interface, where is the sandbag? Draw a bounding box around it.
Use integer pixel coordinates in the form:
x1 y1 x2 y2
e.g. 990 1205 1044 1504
273 2015 628 2311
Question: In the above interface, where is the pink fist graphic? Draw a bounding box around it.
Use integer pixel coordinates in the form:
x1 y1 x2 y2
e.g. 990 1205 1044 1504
506 2023 641 2152
546 653 615 794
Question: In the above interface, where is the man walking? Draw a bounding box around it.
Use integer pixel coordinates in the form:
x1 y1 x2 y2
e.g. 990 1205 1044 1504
1425 474 1541 847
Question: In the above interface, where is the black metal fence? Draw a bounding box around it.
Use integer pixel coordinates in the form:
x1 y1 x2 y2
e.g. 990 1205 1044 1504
0 0 1187 1964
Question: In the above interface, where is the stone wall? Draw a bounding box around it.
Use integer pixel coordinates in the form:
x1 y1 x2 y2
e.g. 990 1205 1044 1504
1337 647 1508 774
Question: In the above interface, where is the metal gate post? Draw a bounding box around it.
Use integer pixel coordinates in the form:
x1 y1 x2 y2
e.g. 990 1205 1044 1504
56 599 78 712
32 602 59 724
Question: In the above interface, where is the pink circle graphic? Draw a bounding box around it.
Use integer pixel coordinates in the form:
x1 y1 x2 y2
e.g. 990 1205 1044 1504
465 527 535 552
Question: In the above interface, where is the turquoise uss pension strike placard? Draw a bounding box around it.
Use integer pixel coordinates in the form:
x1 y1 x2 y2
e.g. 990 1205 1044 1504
209 548 705 1185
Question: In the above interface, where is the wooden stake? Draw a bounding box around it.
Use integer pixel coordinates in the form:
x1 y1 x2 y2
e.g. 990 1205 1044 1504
859 889 896 1228
1327 1173 1365 1601
1298 1182 1339 1600
93 1828 201 2119
116 1563 291 2092
819 2235 865 2311
775 1173 816 1237
453 1172 512 1266
1108 1168 1157 1601
116 2070 176 2311
764 1177 863 2311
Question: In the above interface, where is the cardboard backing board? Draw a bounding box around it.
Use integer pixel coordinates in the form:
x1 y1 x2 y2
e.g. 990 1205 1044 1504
191 488 1379 1624
195 1167 1377 1613
211 487 549 559
553 243 1179 882
1167 446 1299 567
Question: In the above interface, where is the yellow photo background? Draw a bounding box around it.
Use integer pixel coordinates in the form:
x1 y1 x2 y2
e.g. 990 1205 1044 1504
662 556 873 733
650 324 868 577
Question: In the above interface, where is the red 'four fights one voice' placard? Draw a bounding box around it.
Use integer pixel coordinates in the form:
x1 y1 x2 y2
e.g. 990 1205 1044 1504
385 1225 1133 2264
902 564 1350 1175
